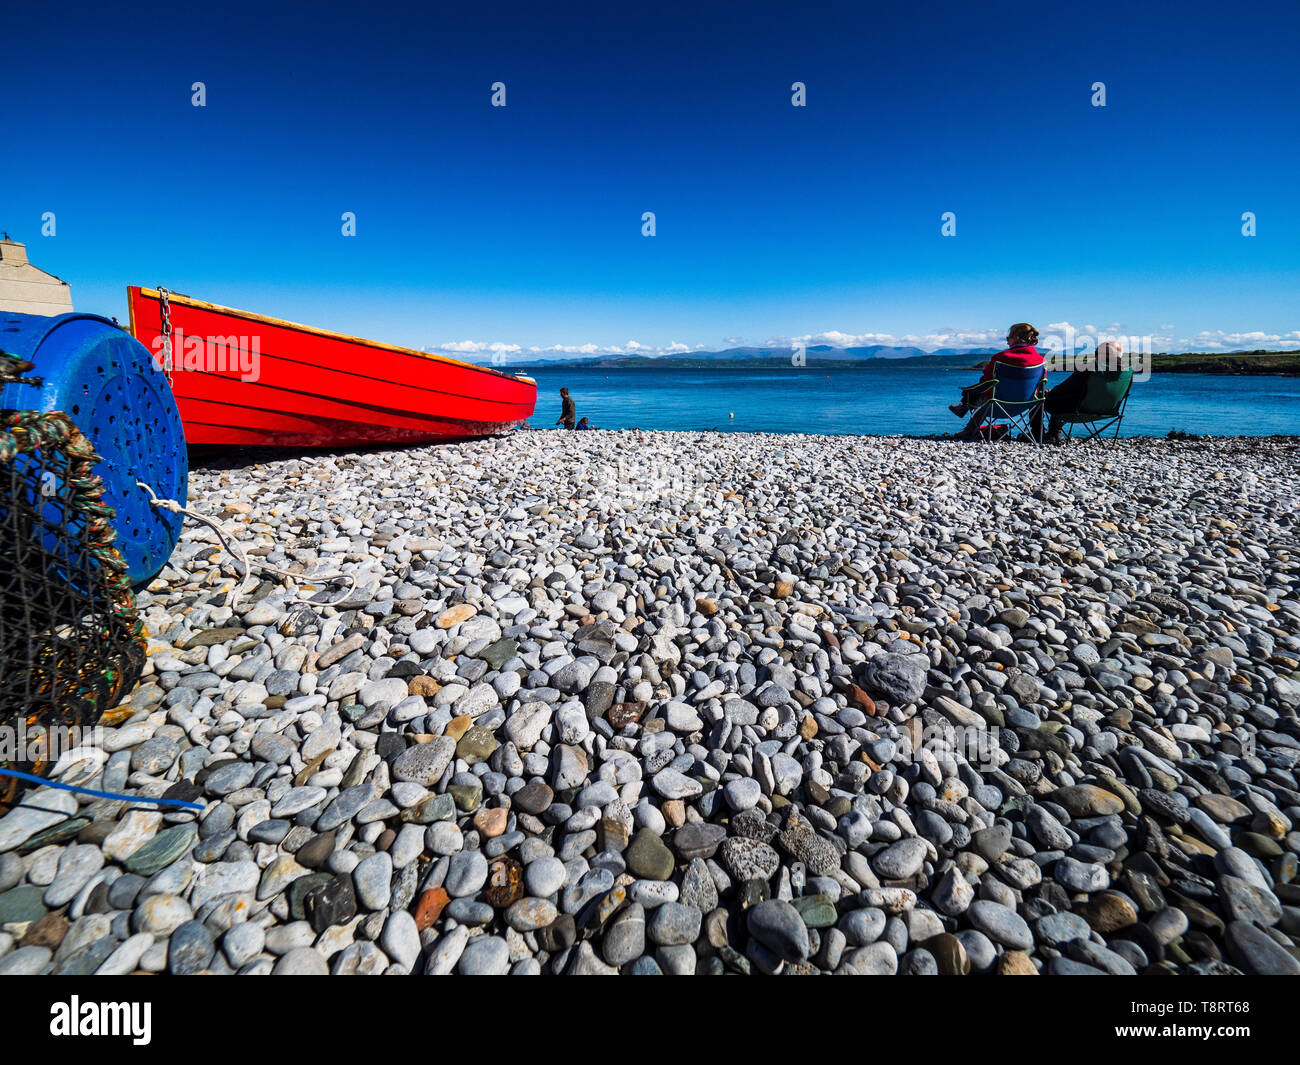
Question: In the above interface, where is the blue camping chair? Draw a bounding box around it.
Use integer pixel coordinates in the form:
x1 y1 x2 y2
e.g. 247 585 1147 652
970 363 1045 443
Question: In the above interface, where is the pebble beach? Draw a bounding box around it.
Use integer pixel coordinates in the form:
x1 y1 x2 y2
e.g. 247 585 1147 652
2 430 1299 976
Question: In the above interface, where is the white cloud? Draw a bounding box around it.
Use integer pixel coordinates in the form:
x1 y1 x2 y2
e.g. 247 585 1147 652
767 328 1007 350
1025 323 1300 354
1182 329 1300 350
427 323 1300 364
432 340 523 355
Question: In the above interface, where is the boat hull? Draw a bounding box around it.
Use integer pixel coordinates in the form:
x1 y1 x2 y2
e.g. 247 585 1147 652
127 287 536 448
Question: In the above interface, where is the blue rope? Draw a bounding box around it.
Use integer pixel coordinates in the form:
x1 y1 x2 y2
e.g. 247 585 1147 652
0 767 205 811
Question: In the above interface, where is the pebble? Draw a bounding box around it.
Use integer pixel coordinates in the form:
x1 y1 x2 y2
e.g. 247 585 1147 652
747 899 810 961
968 900 1034 950
872 838 928 880
168 920 216 974
602 903 646 966
720 837 780 881
445 850 490 897
380 910 421 969
0 946 53 975
272 947 329 975
625 829 676 881
392 737 457 786
1225 920 1300 975
0 791 79 852
457 935 510 975
353 852 393 910
646 902 702 946
525 857 567 898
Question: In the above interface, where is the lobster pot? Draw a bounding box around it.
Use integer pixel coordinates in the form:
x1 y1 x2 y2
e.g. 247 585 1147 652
0 311 188 584
1 410 147 797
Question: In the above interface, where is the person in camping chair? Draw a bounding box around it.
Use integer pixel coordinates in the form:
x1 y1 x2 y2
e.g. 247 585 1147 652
949 323 1044 440
1032 340 1123 442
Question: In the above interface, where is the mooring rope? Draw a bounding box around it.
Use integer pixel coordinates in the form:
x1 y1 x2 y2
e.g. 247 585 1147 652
135 479 359 611
0 767 205 812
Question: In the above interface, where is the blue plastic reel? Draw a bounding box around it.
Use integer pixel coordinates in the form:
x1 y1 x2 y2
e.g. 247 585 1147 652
1 311 188 585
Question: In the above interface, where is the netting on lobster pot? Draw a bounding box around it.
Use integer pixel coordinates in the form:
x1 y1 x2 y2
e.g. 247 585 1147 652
1 408 145 803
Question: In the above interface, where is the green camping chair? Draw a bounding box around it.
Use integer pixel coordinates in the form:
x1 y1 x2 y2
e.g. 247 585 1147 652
1056 369 1134 440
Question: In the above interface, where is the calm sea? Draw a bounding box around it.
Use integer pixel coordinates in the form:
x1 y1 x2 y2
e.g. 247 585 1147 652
522 364 1300 438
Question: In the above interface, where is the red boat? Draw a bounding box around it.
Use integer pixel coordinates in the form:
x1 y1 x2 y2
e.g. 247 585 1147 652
126 286 536 448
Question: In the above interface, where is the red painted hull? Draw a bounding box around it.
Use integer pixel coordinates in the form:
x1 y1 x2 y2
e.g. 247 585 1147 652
127 286 536 448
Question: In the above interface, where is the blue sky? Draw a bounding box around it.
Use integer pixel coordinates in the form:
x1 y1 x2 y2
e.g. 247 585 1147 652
3 0 1298 361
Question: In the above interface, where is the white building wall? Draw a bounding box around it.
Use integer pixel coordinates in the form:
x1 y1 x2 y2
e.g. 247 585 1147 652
0 239 74 316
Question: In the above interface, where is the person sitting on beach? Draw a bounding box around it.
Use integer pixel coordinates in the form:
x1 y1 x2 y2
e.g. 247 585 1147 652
1033 340 1123 442
555 387 576 430
949 323 1044 439
574 416 593 430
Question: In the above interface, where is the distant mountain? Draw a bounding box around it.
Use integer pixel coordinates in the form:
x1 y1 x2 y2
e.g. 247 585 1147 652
504 345 1300 373
509 344 999 370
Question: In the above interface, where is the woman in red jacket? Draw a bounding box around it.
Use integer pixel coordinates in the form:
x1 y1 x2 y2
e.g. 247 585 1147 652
949 323 1044 438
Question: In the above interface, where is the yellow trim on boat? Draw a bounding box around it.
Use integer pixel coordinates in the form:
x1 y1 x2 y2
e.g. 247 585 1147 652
133 287 537 384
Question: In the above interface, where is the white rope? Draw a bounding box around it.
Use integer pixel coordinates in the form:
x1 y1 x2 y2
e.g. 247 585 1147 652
135 480 359 611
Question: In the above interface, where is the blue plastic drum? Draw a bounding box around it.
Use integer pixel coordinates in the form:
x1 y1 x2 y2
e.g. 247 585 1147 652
1 311 188 585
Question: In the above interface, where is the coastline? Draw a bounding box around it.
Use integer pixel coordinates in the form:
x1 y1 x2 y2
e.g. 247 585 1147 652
509 351 1300 376
1146 352 1300 376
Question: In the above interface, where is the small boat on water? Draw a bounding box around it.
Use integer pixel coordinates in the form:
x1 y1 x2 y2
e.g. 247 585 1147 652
127 286 536 448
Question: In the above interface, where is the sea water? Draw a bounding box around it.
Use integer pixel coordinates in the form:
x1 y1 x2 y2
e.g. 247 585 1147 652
523 364 1300 438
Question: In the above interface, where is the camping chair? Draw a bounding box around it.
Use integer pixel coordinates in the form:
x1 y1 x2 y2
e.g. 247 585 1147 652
1057 369 1134 441
971 364 1045 443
